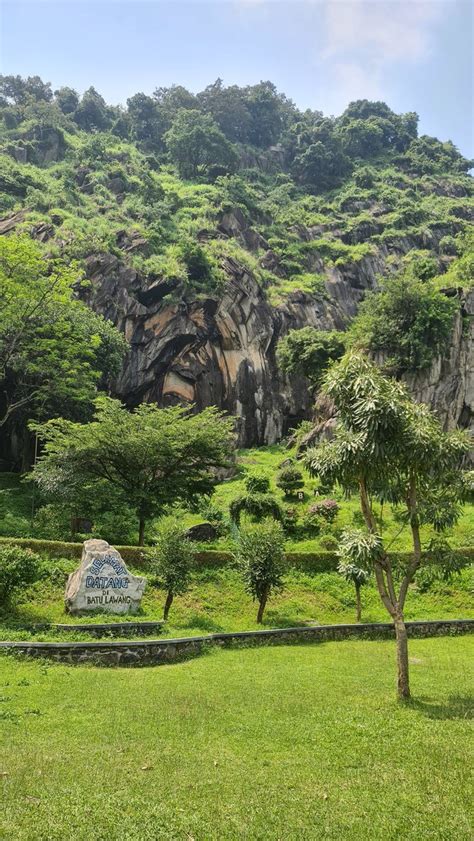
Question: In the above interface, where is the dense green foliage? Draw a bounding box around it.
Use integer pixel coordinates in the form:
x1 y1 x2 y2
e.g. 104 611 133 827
30 398 235 544
229 474 282 525
0 235 125 427
347 274 459 372
305 353 470 697
234 519 286 622
146 518 193 619
0 74 471 321
0 544 42 604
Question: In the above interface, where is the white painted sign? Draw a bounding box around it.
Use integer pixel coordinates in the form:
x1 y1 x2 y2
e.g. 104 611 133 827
65 539 146 614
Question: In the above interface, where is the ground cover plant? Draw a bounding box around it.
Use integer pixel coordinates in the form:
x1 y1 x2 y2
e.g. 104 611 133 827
0 562 471 643
0 637 472 840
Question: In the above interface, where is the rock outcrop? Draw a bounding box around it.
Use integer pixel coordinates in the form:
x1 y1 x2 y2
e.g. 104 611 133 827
80 242 473 449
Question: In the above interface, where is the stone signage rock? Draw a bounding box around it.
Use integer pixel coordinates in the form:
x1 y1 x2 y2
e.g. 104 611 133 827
65 539 146 615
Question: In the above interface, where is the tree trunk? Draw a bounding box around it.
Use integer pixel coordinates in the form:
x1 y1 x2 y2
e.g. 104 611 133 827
257 588 269 624
355 583 362 622
138 517 145 546
394 613 410 700
163 591 174 620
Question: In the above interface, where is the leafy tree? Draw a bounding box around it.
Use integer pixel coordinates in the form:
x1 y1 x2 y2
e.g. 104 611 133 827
305 353 469 699
74 87 110 131
244 81 285 148
276 463 304 497
197 79 252 143
165 109 237 179
0 74 52 106
292 138 352 192
54 86 79 115
234 519 286 623
347 275 457 373
0 545 42 606
0 236 126 428
402 136 473 175
277 328 345 385
147 518 193 619
126 92 164 148
337 536 371 621
230 475 282 525
31 398 235 545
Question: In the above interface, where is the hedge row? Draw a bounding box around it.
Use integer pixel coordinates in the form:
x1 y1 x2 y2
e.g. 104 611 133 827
0 537 472 574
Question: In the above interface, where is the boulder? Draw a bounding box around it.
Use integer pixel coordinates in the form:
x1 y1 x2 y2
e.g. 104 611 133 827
65 539 146 615
186 522 218 542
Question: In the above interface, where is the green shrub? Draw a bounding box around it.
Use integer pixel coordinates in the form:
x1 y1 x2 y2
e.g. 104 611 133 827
234 519 286 623
308 499 340 523
245 475 270 494
0 545 43 605
276 464 305 497
146 519 194 619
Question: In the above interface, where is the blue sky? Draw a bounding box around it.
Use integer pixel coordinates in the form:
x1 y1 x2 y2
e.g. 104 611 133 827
1 0 472 156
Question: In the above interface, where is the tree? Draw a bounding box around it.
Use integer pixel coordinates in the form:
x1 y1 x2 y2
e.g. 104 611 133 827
0 236 126 428
347 275 457 374
164 109 237 179
277 328 345 386
229 475 282 526
337 536 371 622
54 86 79 115
197 79 252 143
147 518 193 619
126 92 164 148
292 141 351 193
305 353 469 699
31 398 235 546
74 87 110 131
0 74 52 106
235 520 286 623
276 463 304 497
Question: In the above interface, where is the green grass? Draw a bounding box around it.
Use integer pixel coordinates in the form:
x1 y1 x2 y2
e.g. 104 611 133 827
0 637 472 840
1 449 473 553
1 565 472 642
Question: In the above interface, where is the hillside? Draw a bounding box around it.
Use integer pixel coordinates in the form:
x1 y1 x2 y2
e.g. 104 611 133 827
0 75 473 458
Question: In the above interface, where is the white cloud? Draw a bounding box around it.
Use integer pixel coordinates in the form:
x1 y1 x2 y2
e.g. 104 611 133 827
316 0 446 111
323 0 443 63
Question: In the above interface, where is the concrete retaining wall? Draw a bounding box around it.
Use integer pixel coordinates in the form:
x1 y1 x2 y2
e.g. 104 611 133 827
0 619 472 666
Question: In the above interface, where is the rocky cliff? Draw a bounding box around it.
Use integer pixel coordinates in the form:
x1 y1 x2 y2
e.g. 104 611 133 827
80 230 473 449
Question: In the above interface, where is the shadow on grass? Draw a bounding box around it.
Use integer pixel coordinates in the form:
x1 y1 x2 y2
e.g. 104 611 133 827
409 694 474 720
0 604 52 631
174 614 225 634
262 612 312 629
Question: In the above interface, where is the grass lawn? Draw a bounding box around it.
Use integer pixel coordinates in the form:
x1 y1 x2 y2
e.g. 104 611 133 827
0 637 472 840
1 566 472 642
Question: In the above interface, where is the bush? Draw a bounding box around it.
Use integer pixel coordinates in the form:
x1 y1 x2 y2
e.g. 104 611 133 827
146 519 194 619
276 464 305 497
229 492 282 526
245 475 270 494
308 499 340 523
234 520 286 623
0 545 43 605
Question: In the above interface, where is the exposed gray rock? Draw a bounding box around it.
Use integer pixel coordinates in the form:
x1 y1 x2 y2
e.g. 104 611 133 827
186 522 218 542
78 236 473 449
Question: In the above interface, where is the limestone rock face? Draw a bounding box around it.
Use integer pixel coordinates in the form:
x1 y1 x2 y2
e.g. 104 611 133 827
79 237 473 451
65 539 146 615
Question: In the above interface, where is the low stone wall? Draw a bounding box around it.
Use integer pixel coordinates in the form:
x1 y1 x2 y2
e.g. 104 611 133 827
0 619 472 666
35 620 165 638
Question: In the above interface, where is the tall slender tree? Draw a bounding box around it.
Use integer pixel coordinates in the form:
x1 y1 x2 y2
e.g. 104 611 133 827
305 353 469 699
